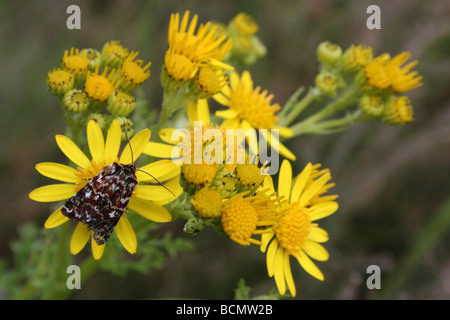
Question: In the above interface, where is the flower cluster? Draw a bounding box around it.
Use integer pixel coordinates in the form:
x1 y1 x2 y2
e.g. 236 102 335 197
32 10 423 299
46 41 152 137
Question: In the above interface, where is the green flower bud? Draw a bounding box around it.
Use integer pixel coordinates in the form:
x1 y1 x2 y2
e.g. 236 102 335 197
62 89 89 112
46 68 74 97
315 72 338 98
317 41 342 66
359 94 384 117
107 89 136 117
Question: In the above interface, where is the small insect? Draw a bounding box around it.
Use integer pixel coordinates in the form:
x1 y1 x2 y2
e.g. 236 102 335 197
61 126 173 245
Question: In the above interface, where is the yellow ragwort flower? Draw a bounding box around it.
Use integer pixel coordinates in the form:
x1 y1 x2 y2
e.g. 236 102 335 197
119 51 151 90
381 96 414 125
221 193 276 246
191 186 224 218
365 51 423 93
84 66 118 102
168 10 233 64
102 40 129 68
260 160 338 297
46 67 74 96
62 47 89 83
29 120 181 259
213 70 296 161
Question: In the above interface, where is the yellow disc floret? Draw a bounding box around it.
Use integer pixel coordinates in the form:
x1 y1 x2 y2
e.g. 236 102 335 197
273 202 311 255
191 186 223 218
84 66 117 102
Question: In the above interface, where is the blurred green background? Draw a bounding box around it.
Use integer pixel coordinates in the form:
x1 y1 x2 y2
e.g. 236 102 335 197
0 0 449 299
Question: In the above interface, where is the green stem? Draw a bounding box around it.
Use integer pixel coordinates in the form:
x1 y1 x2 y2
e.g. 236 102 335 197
290 84 360 136
279 87 321 127
156 86 193 134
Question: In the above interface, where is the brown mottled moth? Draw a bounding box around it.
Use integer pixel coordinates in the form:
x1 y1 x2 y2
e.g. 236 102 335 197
61 126 172 245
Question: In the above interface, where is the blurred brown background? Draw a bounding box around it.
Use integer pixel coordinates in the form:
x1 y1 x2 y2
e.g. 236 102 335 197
0 0 449 299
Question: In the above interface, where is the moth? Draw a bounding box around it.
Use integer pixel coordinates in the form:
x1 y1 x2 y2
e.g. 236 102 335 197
61 126 173 245
61 162 138 245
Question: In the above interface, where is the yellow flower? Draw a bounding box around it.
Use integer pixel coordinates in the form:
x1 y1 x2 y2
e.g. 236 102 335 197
221 193 276 246
118 51 151 90
46 68 74 96
381 96 414 125
340 44 373 73
213 70 296 161
29 120 181 259
168 10 233 64
102 40 129 68
191 186 224 218
62 47 89 83
260 160 338 297
365 51 423 93
84 66 118 102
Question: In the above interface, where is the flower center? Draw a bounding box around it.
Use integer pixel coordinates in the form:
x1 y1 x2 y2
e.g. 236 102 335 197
235 164 264 187
120 52 151 86
229 82 280 129
62 48 89 74
191 187 223 218
102 40 129 67
273 202 311 255
165 51 197 82
196 65 227 95
75 159 115 191
182 163 219 186
84 67 117 102
221 196 258 245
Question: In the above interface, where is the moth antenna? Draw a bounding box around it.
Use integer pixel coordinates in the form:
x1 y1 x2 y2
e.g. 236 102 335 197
136 168 176 197
122 124 135 164
121 124 175 197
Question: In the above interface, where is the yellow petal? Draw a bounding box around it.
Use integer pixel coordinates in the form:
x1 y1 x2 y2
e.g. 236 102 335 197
259 129 296 161
215 109 238 119
309 226 329 243
296 252 324 281
143 142 180 159
266 237 279 277
308 201 339 221
55 134 91 168
136 160 181 183
291 163 313 203
197 99 211 125
303 240 329 261
276 126 295 138
278 160 292 202
104 120 122 163
299 172 331 206
127 197 172 222
260 232 274 253
119 128 151 164
134 184 176 202
91 239 105 260
263 175 276 195
213 92 230 106
70 223 90 255
273 245 286 295
35 162 79 183
229 71 240 90
220 117 241 130
87 120 105 162
29 184 75 202
159 128 186 145
115 215 137 254
241 70 253 86
187 101 198 127
283 249 296 297
44 206 69 228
